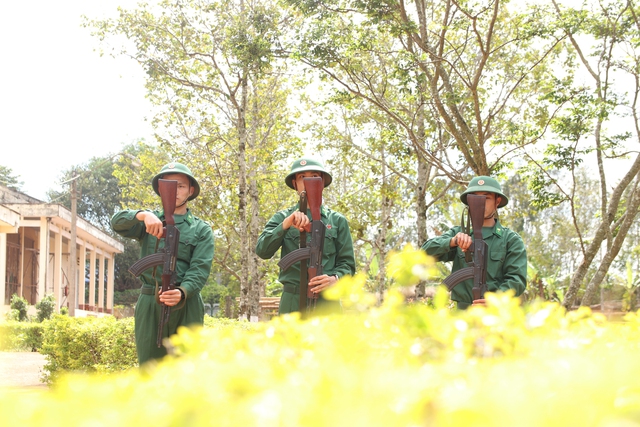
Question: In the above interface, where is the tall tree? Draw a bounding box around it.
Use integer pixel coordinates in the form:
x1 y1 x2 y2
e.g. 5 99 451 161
89 0 301 319
526 0 640 309
281 0 567 276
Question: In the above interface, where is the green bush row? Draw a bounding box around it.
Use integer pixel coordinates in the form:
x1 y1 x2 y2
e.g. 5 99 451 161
38 315 138 383
0 321 44 351
1 313 250 384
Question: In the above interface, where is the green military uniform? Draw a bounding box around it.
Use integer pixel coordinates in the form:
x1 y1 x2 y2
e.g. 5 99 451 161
421 220 527 309
255 157 356 314
111 163 214 364
256 204 356 313
422 176 527 309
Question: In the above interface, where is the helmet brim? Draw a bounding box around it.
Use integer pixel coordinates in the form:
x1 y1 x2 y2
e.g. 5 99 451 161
152 173 200 200
285 168 332 189
460 186 508 207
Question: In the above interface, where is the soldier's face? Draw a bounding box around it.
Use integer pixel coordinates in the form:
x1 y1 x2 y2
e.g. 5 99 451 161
163 173 194 202
293 171 323 193
473 191 501 217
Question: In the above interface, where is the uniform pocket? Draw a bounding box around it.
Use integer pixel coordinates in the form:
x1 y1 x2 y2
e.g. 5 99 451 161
177 236 196 262
284 228 301 245
488 249 505 281
490 249 505 263
324 226 338 257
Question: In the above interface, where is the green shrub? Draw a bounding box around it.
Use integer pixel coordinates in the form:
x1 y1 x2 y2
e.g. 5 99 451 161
39 315 137 383
36 294 56 322
113 289 140 306
9 294 29 321
3 246 640 426
0 321 44 351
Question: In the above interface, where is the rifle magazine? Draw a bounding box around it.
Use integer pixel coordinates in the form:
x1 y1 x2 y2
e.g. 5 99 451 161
278 247 312 271
442 266 474 291
128 252 164 277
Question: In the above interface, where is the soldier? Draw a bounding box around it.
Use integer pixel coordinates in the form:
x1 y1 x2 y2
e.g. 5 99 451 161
256 157 356 314
111 162 214 364
422 176 527 309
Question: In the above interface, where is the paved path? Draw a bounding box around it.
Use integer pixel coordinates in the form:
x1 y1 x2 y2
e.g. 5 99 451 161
0 351 48 389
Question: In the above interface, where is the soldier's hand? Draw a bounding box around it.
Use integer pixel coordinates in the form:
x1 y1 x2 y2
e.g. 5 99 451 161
309 274 339 294
283 211 310 232
159 289 183 307
451 232 472 252
472 299 486 306
136 211 164 238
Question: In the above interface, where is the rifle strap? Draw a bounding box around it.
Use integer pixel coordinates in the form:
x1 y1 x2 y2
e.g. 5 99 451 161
460 206 472 264
150 238 162 305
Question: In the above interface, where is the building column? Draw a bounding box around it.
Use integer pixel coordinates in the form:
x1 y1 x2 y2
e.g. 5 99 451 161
89 250 96 311
54 231 63 311
107 254 115 314
78 242 87 310
38 218 49 303
0 233 6 306
98 252 105 312
19 230 24 298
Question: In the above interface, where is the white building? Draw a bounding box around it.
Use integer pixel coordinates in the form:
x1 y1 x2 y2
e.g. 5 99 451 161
0 184 123 317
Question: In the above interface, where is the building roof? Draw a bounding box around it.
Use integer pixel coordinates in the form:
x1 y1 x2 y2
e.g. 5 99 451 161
0 184 123 253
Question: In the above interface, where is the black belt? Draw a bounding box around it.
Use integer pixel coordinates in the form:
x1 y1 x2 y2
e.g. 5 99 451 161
283 285 299 294
141 284 182 295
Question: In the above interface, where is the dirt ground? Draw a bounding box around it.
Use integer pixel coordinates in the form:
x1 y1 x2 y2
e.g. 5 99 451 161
0 351 48 389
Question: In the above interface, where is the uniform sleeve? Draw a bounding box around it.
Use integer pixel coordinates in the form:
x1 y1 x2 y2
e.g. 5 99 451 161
255 210 289 260
421 227 460 262
499 231 527 296
333 215 356 278
178 223 215 298
110 209 146 240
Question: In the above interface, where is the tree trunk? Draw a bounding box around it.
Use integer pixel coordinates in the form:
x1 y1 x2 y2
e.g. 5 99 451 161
563 153 640 309
580 180 640 306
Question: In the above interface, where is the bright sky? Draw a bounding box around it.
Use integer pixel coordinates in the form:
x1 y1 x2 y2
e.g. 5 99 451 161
0 1 154 200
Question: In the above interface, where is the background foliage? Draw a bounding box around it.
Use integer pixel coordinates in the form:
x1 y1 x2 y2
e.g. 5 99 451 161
4 0 640 316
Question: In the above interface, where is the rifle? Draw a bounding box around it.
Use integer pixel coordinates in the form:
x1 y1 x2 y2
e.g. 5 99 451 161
442 194 488 300
278 177 325 313
128 179 180 347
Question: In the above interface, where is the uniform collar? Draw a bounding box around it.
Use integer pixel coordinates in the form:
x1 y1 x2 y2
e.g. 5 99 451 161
161 209 194 225
482 219 503 239
295 203 329 219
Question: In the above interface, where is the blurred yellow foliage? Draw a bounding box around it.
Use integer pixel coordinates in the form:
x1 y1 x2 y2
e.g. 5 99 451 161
2 248 640 426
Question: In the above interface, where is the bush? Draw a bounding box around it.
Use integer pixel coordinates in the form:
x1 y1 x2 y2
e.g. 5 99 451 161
4 244 640 426
3 288 640 426
39 315 137 383
0 321 44 351
113 289 140 306
9 294 29 321
36 294 56 322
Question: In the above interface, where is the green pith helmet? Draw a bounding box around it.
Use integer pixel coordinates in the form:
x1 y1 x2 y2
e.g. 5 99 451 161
285 157 333 189
460 176 508 208
151 162 200 200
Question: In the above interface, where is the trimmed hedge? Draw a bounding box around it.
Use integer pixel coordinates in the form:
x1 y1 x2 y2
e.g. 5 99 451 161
39 315 137 383
0 321 44 351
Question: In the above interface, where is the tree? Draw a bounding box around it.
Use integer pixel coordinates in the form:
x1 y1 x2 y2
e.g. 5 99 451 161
280 0 568 280
0 165 23 192
524 0 640 309
48 143 151 294
89 0 303 319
